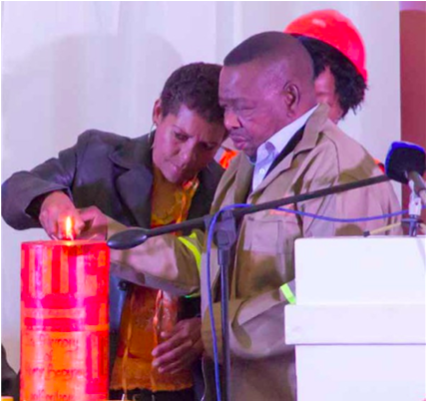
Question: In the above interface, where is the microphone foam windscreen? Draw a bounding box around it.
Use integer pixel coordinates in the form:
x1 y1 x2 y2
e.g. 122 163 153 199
385 141 426 184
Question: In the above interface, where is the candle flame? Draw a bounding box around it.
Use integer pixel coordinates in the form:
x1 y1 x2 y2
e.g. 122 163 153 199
65 216 74 240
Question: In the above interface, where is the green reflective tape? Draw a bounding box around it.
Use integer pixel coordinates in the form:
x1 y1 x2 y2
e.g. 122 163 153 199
178 232 202 273
178 233 202 299
280 283 296 304
184 291 200 299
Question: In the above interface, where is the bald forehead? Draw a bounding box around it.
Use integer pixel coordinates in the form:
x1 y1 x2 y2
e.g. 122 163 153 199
220 61 275 87
219 62 274 101
219 57 305 99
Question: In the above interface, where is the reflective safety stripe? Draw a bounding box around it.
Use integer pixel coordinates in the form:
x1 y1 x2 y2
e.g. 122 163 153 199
178 232 202 299
178 232 202 274
280 283 296 304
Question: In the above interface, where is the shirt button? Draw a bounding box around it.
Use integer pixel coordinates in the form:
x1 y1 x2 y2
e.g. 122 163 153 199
260 168 266 174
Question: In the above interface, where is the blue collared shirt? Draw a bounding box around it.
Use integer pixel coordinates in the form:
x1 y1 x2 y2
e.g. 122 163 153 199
251 106 318 191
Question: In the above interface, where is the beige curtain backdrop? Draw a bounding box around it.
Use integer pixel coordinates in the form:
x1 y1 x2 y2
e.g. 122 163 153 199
1 1 401 370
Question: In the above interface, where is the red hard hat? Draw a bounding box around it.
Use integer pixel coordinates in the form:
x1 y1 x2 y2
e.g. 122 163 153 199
285 9 367 82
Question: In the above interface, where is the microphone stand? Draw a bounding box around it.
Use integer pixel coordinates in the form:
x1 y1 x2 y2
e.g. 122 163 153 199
215 210 236 401
363 179 425 237
406 180 424 236
107 174 390 401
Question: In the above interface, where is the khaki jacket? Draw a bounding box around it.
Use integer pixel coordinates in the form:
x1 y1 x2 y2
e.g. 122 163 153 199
109 105 401 401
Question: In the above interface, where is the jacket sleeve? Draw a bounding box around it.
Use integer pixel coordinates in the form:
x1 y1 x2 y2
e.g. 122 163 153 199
1 130 94 230
108 218 203 296
202 287 294 361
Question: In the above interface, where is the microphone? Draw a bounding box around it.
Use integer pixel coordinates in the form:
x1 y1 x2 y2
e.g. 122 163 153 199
107 227 149 250
385 141 426 204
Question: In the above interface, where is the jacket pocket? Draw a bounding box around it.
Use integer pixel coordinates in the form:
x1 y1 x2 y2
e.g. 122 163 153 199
249 218 283 254
237 213 300 294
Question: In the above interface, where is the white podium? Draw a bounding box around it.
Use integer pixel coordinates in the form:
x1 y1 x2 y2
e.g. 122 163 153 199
285 236 426 401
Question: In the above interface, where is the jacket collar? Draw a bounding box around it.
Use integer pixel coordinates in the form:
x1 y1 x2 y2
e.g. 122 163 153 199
233 156 255 204
109 133 154 170
251 104 329 195
109 134 154 227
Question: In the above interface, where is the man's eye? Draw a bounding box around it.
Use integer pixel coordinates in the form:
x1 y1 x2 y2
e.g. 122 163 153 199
175 132 188 141
231 105 252 116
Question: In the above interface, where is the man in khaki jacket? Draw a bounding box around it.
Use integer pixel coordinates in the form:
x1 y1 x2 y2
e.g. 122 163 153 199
108 32 401 400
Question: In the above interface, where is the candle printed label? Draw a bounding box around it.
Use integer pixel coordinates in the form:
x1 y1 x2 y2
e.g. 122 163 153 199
60 248 69 294
21 241 110 401
23 307 86 320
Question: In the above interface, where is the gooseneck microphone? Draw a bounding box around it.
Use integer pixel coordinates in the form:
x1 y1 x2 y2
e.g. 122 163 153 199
385 141 426 205
108 141 426 250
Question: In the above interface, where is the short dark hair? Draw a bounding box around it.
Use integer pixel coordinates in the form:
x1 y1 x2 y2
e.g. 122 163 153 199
160 62 224 124
224 32 312 72
296 35 367 117
223 31 315 94
224 31 288 66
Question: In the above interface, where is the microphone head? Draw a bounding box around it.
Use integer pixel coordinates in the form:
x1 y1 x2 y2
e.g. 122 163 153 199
385 141 426 184
107 228 149 250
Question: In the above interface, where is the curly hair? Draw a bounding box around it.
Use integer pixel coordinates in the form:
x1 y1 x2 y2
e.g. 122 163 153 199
296 35 367 117
160 62 224 124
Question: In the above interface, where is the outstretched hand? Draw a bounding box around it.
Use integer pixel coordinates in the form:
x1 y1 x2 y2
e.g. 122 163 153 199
39 192 108 240
39 191 84 239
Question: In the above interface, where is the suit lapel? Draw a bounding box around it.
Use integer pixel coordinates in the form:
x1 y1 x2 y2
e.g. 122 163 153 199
115 167 152 228
110 134 153 228
233 155 254 204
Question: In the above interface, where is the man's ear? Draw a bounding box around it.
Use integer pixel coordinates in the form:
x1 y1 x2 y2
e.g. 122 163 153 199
283 83 300 116
152 99 163 126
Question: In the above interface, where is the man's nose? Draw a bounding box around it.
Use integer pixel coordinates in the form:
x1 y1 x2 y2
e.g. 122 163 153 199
224 109 241 131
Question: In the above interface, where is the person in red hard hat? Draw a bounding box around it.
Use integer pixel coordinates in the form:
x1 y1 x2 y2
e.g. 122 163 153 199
285 10 387 173
285 9 367 123
218 9 370 169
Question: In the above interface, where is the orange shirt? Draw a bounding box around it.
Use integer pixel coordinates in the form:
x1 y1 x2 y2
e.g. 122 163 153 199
110 168 199 393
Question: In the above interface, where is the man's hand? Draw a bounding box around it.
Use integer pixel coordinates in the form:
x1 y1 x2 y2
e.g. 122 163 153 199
39 191 84 239
152 317 203 374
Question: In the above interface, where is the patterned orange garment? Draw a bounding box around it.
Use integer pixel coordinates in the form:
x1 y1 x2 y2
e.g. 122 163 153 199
110 167 199 396
218 148 238 169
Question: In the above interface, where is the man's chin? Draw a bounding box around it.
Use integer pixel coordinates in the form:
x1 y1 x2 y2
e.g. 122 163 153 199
232 139 250 154
234 142 255 158
231 138 255 154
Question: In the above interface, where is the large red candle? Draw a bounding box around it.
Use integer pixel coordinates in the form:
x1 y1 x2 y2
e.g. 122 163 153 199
20 239 110 401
